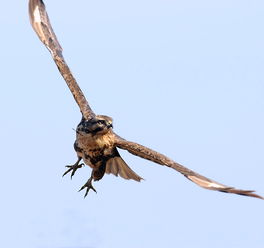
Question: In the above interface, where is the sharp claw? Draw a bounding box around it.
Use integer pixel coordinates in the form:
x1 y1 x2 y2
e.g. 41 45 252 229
62 162 84 178
90 185 97 193
84 187 96 198
93 185 97 192
62 168 72 177
78 178 97 197
78 186 85 192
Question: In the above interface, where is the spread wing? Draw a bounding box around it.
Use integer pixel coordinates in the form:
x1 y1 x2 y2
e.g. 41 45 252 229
114 134 263 199
29 0 95 120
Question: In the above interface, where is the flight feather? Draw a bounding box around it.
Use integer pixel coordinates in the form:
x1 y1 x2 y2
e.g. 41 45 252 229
29 0 95 120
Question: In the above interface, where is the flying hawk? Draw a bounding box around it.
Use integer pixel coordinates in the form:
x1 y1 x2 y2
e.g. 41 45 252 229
29 0 263 199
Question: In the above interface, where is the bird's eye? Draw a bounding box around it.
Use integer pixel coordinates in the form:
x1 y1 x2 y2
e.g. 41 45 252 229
97 120 105 125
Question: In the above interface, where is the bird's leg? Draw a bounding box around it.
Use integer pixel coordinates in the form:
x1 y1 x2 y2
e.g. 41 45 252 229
78 173 97 197
63 157 84 179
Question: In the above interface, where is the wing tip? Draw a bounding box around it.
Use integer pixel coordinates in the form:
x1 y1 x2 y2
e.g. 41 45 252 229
186 175 263 200
225 189 264 200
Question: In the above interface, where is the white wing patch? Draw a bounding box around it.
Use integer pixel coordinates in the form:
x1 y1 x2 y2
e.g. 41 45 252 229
33 5 41 23
188 175 227 189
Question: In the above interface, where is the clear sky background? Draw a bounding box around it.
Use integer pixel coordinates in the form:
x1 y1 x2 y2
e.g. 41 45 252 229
1 0 264 247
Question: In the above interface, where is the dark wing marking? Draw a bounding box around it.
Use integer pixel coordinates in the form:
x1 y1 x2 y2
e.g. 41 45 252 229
114 134 263 199
29 0 95 120
105 148 143 182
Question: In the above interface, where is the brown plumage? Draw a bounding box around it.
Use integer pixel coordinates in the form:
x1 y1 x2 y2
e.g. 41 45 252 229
28 0 94 120
29 0 263 199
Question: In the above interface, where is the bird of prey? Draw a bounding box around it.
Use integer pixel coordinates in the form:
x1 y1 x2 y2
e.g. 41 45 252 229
29 0 263 199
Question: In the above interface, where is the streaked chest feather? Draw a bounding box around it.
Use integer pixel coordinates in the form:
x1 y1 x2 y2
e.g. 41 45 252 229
78 132 114 149
75 131 115 166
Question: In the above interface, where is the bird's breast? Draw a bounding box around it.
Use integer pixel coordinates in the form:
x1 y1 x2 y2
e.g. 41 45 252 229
75 131 115 168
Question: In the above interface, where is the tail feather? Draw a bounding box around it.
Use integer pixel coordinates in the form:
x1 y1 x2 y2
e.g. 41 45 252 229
106 149 143 182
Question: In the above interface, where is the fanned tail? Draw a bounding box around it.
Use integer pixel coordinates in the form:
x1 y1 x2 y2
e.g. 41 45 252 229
106 149 143 182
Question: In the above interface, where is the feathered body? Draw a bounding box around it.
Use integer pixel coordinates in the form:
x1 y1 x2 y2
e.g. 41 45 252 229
75 120 115 167
74 116 142 184
75 117 116 180
76 133 115 169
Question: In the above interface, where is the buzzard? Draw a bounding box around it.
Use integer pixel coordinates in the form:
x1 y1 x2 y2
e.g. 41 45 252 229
29 0 263 199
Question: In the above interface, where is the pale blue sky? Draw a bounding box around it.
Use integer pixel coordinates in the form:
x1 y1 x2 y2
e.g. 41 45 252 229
1 1 264 247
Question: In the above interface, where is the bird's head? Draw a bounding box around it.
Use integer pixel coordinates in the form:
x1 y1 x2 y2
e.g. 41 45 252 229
76 115 113 136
